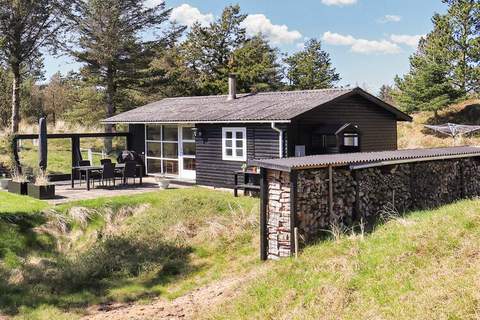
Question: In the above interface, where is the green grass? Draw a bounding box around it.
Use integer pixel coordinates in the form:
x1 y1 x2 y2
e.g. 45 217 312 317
0 192 47 215
4 186 480 320
15 139 122 175
206 199 480 320
0 188 260 319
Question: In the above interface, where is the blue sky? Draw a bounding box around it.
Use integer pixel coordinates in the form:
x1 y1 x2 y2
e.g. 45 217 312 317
44 0 446 93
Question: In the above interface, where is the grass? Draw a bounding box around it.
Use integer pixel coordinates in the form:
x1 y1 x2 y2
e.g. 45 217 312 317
16 139 122 175
398 98 480 149
0 192 47 215
0 188 260 319
205 199 480 320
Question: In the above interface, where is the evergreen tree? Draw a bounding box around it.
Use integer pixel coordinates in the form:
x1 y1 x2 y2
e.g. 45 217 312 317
182 5 247 95
378 85 396 105
284 39 340 90
441 0 480 94
232 36 283 92
393 14 463 115
64 0 172 150
0 0 65 133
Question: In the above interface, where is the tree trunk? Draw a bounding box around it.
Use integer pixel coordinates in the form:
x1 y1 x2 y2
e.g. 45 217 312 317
104 69 116 153
11 64 21 134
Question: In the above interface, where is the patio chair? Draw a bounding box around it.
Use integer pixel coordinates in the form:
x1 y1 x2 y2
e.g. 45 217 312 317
78 160 91 186
123 161 139 185
100 158 112 165
100 162 117 187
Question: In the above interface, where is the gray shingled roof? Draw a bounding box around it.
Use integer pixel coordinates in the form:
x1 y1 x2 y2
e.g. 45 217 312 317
102 87 411 124
249 146 480 171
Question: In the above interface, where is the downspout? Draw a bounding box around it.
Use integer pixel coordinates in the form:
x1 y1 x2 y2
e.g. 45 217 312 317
271 122 284 158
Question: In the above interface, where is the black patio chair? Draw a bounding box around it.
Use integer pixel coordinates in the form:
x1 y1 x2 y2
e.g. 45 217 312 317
123 161 139 185
100 158 112 165
101 162 117 187
78 160 91 186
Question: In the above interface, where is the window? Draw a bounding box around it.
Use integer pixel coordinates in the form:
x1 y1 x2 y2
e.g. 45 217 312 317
343 133 359 147
145 124 179 175
222 127 246 161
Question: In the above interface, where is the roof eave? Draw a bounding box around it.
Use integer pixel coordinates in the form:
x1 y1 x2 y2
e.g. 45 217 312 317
100 119 292 124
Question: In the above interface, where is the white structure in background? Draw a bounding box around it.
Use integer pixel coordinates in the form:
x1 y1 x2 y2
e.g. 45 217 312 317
424 123 480 145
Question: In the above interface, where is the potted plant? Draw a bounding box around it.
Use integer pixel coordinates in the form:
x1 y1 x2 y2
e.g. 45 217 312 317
155 175 170 189
28 171 55 200
8 172 29 195
0 173 10 190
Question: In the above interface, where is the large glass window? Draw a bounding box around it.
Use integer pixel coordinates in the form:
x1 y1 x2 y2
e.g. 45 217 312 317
222 127 246 161
145 125 196 177
145 124 179 175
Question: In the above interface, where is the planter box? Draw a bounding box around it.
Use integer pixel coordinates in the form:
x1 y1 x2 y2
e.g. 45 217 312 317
27 184 55 200
8 181 28 195
0 178 11 190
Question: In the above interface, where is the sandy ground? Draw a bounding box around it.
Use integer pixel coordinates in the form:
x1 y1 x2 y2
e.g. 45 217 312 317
82 268 263 320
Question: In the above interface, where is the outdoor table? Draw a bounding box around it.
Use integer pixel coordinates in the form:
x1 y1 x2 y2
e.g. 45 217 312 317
71 163 142 191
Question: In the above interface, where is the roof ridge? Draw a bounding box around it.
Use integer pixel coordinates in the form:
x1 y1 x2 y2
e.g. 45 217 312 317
161 87 355 101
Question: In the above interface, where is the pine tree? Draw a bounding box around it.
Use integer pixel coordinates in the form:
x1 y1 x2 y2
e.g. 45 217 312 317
378 85 396 105
393 14 462 115
284 39 340 90
0 0 65 133
64 0 172 150
232 36 283 93
182 5 247 95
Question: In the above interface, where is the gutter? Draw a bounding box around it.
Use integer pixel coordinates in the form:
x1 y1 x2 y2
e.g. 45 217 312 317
271 122 284 158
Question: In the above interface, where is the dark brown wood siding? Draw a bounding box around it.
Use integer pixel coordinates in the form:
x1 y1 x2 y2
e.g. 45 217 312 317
196 123 282 188
128 124 145 155
290 94 398 153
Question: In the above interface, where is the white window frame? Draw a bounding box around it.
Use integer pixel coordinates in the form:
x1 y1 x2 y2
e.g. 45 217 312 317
343 133 359 147
222 127 247 161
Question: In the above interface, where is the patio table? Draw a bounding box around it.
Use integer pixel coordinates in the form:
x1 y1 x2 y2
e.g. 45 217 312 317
71 163 142 191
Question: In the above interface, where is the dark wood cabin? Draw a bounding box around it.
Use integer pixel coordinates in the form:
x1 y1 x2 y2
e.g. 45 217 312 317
103 77 411 188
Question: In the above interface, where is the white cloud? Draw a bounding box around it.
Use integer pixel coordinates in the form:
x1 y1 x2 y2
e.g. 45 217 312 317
321 0 357 6
378 14 402 23
145 0 164 8
322 31 401 54
390 34 424 48
169 4 214 27
241 14 302 45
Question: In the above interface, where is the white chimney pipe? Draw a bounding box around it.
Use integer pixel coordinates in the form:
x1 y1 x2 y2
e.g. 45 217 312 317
228 74 237 101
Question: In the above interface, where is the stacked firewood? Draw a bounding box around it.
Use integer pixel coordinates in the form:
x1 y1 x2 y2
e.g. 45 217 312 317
266 170 292 259
357 164 412 219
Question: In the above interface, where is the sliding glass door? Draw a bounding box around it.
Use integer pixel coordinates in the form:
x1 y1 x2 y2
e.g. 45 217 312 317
145 124 196 180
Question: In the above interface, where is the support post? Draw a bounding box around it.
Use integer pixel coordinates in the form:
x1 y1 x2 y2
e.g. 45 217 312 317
328 165 334 217
71 136 81 167
260 167 268 261
290 170 298 256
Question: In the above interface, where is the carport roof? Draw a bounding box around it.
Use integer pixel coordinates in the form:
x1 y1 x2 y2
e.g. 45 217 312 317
249 146 480 172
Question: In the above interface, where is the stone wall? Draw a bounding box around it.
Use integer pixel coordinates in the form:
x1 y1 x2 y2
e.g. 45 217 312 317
264 157 480 259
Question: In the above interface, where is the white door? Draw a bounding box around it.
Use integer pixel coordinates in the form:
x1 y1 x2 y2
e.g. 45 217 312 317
179 126 196 180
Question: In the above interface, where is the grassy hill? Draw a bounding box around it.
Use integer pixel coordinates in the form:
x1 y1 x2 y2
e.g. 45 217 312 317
2 189 480 319
398 98 480 149
0 189 260 319
206 199 480 319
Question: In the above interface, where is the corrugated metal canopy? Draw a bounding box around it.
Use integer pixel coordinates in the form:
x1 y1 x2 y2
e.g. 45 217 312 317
249 146 480 172
102 87 412 124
